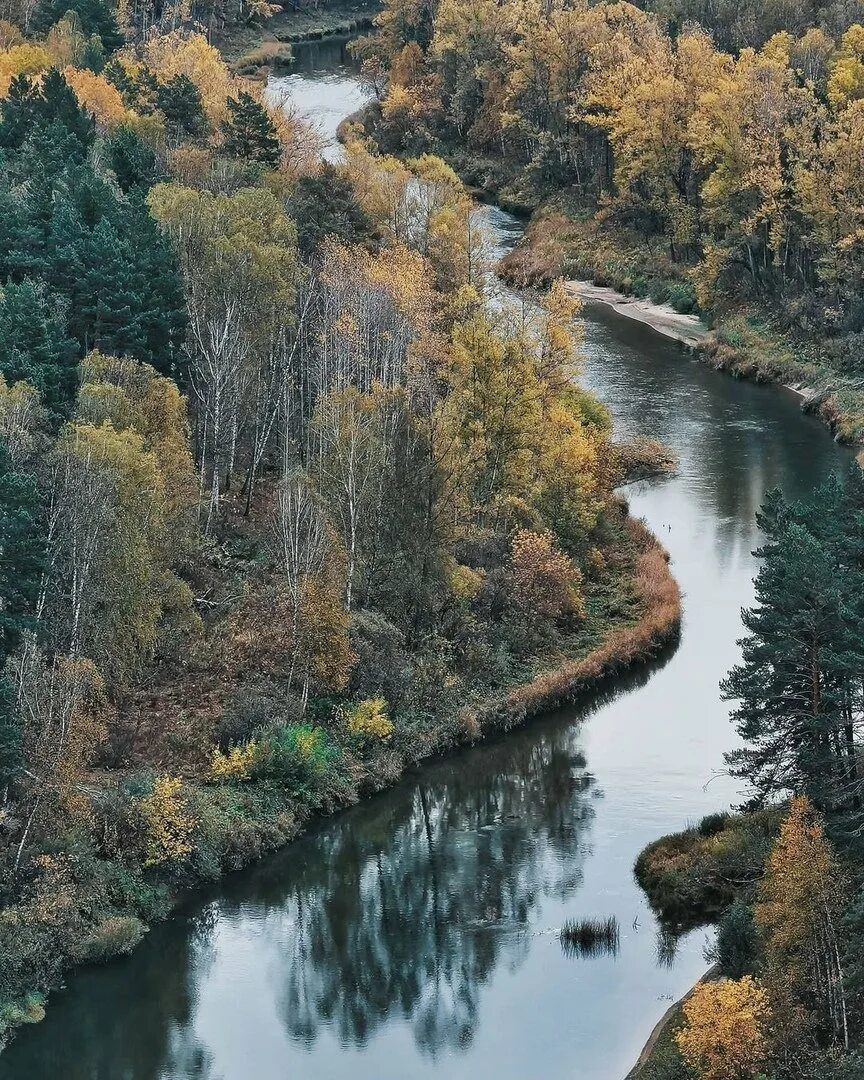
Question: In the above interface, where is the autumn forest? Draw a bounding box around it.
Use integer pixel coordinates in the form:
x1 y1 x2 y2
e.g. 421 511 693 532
0 0 864 1076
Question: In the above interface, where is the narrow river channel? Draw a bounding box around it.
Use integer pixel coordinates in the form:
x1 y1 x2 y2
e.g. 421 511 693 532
0 37 851 1080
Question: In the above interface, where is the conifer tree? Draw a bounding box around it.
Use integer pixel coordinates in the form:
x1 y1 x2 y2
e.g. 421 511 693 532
0 441 43 801
0 280 78 413
157 74 206 139
221 92 280 166
723 475 864 819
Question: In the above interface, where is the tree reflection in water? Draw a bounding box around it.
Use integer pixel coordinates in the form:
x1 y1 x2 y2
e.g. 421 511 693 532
253 722 597 1058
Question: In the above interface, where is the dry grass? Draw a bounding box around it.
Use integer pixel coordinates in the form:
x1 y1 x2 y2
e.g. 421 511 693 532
482 517 680 730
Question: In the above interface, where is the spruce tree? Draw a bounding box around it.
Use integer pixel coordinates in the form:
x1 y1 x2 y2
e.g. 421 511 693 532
0 279 78 412
221 92 281 166
0 442 43 800
157 73 206 139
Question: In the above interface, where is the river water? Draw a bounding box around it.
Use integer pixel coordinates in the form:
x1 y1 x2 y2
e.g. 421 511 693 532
0 37 850 1080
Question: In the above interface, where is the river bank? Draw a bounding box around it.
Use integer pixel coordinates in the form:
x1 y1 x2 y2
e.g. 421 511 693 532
214 4 377 76
566 282 711 350
497 208 862 447
0 501 680 1052
625 966 719 1080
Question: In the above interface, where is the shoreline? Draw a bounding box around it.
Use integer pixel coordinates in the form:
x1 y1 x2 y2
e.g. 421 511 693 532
214 5 377 76
0 510 681 1051
624 964 719 1079
566 281 711 349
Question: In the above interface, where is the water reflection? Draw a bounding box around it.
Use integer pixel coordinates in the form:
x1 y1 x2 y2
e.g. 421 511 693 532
1 723 605 1079
0 51 854 1080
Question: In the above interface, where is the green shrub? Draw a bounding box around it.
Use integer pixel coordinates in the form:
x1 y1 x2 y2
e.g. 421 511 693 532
634 807 783 929
73 916 147 964
257 723 341 800
666 282 696 314
708 898 757 978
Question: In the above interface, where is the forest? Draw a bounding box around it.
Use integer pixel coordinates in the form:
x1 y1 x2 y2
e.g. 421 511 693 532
352 0 864 1077
0 0 677 1047
355 0 864 438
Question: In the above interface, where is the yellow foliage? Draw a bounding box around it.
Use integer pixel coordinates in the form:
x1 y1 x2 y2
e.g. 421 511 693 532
139 775 195 867
449 562 485 600
828 25 864 107
63 67 128 128
346 698 393 739
210 741 260 782
510 528 585 622
675 976 771 1080
0 43 51 96
138 31 233 124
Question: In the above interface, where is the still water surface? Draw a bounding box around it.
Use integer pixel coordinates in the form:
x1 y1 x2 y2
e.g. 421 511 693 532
0 39 850 1080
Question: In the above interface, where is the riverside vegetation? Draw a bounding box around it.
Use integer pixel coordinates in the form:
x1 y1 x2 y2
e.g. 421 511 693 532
352 0 864 1075
0 0 681 1047
352 0 864 442
634 471 864 1080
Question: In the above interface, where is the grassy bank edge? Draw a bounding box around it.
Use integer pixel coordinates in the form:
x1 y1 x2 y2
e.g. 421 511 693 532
625 965 720 1080
0 511 681 1049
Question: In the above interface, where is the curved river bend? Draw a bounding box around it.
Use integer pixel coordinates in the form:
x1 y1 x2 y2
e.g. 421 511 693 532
0 38 849 1080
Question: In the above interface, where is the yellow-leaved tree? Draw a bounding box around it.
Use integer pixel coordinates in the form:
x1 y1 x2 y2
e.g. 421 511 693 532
754 796 849 1055
675 975 771 1080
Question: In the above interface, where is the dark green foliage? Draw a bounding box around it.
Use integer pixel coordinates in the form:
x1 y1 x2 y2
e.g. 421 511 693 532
32 0 124 52
709 897 757 978
0 673 21 796
0 114 186 378
722 469 864 823
156 74 206 139
0 280 78 411
104 58 158 113
105 125 162 192
221 92 280 166
290 163 378 259
0 442 43 657
0 70 94 153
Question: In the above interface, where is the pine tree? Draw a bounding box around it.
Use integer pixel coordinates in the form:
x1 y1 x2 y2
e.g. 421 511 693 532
157 74 206 139
221 92 280 166
0 71 94 153
290 163 378 258
0 75 43 150
106 124 161 192
38 68 95 149
0 279 79 413
723 477 864 818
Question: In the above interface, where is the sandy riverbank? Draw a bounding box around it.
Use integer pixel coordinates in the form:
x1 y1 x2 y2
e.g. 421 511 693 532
565 281 711 348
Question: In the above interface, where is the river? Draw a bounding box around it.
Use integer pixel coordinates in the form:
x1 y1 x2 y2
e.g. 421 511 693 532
0 36 850 1080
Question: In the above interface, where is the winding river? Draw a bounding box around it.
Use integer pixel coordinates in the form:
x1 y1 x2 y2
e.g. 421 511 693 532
0 37 851 1080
